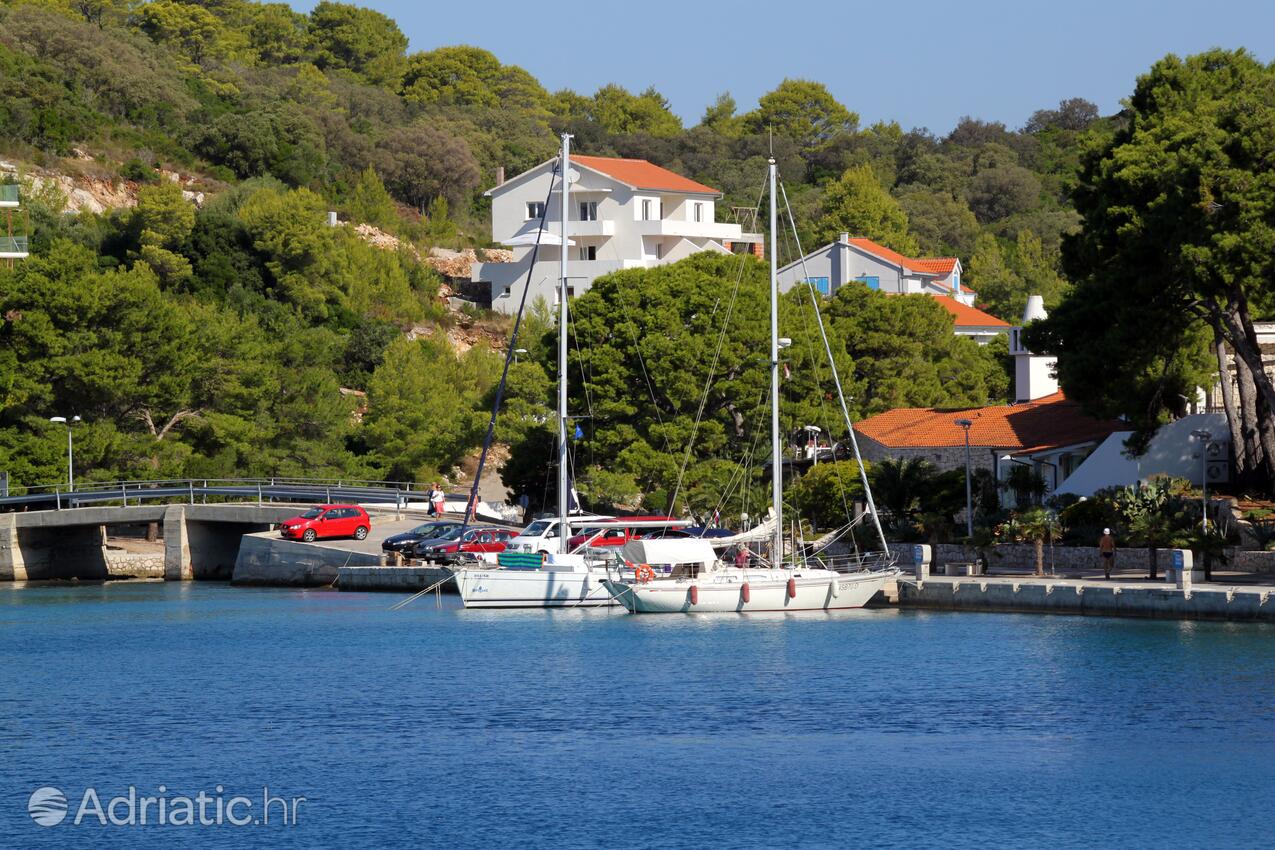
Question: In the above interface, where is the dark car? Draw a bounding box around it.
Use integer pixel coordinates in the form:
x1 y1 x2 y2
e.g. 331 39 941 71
404 525 469 559
381 520 464 553
415 527 516 565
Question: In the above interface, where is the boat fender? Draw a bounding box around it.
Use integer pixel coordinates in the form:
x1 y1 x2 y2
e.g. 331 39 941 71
787 577 797 599
689 585 699 606
741 582 750 604
829 578 839 599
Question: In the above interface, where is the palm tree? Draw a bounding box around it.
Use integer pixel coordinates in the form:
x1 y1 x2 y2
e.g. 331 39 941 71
869 457 936 531
1003 507 1066 576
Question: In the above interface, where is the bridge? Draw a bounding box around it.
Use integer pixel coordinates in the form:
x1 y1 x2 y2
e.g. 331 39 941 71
0 478 436 583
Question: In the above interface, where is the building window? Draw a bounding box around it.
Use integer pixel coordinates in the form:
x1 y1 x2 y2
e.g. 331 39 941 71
806 277 830 295
579 201 597 221
578 245 596 261
526 201 546 220
855 276 880 290
694 202 703 223
641 199 653 220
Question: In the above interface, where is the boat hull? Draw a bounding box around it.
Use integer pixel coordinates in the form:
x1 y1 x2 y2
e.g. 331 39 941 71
453 567 619 608
602 569 894 614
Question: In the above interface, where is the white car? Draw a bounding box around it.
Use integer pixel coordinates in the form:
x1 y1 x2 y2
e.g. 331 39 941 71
506 514 612 554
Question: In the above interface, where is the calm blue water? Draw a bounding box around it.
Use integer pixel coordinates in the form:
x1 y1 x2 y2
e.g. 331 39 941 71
1 581 1273 848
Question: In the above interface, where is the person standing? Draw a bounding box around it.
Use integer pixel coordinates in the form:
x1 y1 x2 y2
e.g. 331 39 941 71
430 484 445 518
1098 528 1116 579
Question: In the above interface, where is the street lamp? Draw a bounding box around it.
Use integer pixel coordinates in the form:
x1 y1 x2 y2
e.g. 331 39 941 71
1191 429 1213 532
955 418 974 539
513 347 528 363
49 415 82 491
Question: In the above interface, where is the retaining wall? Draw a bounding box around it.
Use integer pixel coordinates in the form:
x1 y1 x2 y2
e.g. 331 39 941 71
232 534 384 587
337 565 455 593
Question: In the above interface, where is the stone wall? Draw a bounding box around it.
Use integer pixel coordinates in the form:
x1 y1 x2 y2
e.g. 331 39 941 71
855 433 1000 475
102 549 165 579
232 533 385 587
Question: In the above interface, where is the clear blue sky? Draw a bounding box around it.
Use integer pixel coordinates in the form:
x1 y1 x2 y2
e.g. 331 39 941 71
295 0 1274 133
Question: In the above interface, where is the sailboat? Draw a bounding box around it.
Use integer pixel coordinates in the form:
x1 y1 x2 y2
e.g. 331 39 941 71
601 157 899 613
452 133 636 608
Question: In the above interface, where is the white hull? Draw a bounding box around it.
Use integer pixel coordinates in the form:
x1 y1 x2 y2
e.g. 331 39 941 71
453 566 620 608
603 568 895 614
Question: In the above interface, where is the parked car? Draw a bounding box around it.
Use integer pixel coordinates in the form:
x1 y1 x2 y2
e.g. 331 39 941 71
566 516 680 550
381 520 464 553
414 527 516 564
280 504 371 542
505 514 612 554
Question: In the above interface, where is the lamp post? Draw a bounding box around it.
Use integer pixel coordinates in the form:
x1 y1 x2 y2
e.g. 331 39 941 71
955 418 974 539
513 348 528 363
1191 429 1212 532
49 415 81 491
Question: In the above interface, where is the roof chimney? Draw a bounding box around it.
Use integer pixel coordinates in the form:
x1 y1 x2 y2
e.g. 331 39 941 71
495 166 505 187
1022 294 1047 323
327 210 338 227
840 232 850 244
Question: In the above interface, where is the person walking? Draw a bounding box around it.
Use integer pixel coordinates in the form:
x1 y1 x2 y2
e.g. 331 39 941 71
1098 528 1116 580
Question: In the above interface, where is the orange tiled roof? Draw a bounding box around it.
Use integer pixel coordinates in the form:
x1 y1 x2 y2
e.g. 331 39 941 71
845 237 957 280
573 156 720 196
910 257 958 275
933 296 1010 328
855 392 1125 454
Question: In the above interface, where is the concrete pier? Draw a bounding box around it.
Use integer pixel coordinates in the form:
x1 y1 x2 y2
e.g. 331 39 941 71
336 565 455 593
892 575 1275 622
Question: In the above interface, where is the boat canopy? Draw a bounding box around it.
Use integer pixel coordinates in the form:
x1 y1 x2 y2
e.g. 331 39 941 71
620 539 717 568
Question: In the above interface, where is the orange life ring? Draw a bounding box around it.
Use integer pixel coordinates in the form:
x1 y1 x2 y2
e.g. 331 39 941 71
635 563 655 583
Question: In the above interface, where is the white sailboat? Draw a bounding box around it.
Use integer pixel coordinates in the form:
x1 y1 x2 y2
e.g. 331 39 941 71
602 157 898 614
454 133 628 609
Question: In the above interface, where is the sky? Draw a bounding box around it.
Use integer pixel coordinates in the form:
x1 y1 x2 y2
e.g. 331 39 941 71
294 0 1275 133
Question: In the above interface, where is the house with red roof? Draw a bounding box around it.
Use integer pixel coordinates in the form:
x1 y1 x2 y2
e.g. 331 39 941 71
854 390 1126 503
852 298 1125 503
473 155 763 312
775 234 1011 344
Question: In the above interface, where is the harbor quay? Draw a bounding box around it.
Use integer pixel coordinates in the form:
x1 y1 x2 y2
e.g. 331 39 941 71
6 504 1275 622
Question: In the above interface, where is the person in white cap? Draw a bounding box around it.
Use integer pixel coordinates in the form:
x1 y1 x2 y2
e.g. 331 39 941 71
1098 528 1117 579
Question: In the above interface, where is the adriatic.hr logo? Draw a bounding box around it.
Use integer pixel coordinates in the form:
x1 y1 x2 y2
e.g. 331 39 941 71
24 784 306 828
27 787 68 827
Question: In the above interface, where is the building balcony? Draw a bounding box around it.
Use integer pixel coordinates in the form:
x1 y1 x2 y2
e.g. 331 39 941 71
634 219 752 241
0 236 28 258
0 184 18 208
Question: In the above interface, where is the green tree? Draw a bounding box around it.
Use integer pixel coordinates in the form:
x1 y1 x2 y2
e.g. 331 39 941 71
1029 49 1275 488
966 233 1024 322
896 187 980 257
307 1 407 86
789 460 866 531
345 165 396 230
375 124 480 211
815 165 918 253
868 457 935 533
699 92 742 136
747 79 857 152
587 84 682 136
361 336 498 481
136 0 224 64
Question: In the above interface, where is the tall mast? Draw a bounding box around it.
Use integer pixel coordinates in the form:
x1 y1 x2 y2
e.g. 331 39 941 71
768 156 783 565
557 133 572 554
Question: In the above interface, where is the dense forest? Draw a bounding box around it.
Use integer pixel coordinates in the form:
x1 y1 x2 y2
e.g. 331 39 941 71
4 1 1263 510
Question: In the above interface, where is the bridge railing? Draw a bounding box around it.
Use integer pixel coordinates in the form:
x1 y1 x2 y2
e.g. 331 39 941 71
0 477 439 511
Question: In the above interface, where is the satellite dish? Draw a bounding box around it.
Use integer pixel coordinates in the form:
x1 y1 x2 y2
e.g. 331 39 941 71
566 168 581 184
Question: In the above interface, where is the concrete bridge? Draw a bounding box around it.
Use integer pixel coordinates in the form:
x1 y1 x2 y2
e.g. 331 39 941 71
0 503 305 582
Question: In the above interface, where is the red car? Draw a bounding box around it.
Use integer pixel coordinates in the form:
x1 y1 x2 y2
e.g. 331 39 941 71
567 516 680 550
415 527 516 564
280 504 371 542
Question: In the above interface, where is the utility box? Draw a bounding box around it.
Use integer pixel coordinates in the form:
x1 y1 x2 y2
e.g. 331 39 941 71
1169 549 1198 590
913 544 931 582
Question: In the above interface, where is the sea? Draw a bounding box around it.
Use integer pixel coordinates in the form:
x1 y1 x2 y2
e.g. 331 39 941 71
1 580 1272 848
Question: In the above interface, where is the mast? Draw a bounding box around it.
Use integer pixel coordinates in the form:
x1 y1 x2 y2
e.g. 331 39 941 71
768 157 783 565
557 133 572 555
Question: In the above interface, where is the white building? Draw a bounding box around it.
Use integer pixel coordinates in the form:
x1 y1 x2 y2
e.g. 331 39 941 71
1009 295 1057 401
472 156 762 313
776 234 973 303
